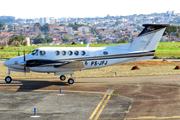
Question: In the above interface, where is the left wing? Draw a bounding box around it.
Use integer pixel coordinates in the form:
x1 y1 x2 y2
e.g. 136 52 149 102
54 61 85 69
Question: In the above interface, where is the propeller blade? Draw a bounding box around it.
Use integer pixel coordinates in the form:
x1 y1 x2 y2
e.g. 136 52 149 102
24 49 25 61
23 49 26 73
18 48 20 56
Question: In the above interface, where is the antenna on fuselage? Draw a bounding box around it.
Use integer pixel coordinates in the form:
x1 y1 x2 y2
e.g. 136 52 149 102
86 36 91 47
86 43 90 47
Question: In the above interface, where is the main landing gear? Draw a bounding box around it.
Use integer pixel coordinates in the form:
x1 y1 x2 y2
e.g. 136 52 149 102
5 68 12 83
60 75 66 81
60 74 74 84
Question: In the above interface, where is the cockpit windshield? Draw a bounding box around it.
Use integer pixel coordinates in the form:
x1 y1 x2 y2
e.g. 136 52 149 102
31 49 39 55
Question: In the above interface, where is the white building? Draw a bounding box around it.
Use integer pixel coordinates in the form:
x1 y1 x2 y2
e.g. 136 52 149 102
26 37 30 46
67 27 73 35
40 17 49 25
78 26 89 34
51 18 59 24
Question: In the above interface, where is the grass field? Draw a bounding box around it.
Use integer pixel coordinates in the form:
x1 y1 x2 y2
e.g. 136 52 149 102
155 42 180 58
0 60 180 79
0 42 180 59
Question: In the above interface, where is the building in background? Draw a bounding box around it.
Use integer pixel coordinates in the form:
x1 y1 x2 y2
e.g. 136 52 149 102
78 26 89 34
40 17 49 25
26 37 30 46
67 27 73 35
50 18 59 24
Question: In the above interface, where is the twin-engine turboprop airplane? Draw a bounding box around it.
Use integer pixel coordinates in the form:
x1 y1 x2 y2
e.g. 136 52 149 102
3 24 169 84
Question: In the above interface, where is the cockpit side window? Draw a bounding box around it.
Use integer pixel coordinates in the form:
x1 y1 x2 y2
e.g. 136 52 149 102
32 49 38 55
35 51 39 55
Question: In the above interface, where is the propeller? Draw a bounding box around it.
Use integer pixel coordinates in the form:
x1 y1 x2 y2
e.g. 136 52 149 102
23 49 26 73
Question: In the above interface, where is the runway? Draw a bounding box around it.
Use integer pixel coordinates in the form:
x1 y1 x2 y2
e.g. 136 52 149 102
1 75 180 119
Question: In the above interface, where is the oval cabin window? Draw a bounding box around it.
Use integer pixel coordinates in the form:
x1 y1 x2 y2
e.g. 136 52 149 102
74 51 79 56
68 51 73 56
62 51 66 56
55 51 60 55
81 51 86 56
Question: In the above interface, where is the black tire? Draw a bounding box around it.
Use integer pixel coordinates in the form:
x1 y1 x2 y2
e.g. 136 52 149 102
60 75 66 81
68 78 74 84
5 76 12 83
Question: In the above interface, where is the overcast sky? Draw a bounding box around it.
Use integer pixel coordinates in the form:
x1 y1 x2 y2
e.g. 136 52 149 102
1 0 179 19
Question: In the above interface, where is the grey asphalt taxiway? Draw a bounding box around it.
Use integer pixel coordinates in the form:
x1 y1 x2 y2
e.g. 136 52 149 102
0 91 132 120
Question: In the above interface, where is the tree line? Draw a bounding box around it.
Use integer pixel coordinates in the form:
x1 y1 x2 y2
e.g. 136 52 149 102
33 37 53 44
8 35 27 46
164 25 180 39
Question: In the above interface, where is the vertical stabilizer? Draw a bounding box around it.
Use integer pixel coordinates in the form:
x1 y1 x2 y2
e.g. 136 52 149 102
129 24 169 51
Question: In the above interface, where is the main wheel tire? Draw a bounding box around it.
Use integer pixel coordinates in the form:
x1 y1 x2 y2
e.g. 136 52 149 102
60 75 66 81
68 78 74 84
5 76 12 83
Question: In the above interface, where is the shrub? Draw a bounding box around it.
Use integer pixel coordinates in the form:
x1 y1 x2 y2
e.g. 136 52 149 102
153 56 159 59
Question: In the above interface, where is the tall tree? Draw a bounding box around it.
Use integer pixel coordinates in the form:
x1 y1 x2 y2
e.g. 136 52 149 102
8 35 26 46
62 37 70 42
118 38 127 43
59 24 65 26
0 22 5 29
41 23 50 32
34 22 41 28
175 32 180 38
164 25 177 39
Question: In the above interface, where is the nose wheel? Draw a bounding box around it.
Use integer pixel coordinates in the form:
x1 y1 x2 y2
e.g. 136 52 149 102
5 76 12 83
5 68 12 83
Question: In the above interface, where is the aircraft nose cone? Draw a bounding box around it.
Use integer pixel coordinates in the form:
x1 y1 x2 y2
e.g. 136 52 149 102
3 60 9 67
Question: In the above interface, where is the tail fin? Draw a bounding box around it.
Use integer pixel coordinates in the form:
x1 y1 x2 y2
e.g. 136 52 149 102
129 24 169 51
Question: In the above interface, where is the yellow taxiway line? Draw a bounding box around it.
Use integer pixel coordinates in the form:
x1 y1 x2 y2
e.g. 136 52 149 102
94 94 111 120
89 94 107 120
89 94 111 120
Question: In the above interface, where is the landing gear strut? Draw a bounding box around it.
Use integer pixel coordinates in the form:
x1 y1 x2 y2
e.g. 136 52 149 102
5 68 12 83
68 74 74 84
60 75 66 81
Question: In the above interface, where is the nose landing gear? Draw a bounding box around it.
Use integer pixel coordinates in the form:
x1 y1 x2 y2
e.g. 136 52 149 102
5 68 12 83
5 76 12 83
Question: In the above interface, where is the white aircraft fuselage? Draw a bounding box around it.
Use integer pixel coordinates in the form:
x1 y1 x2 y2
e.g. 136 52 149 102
3 24 169 84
